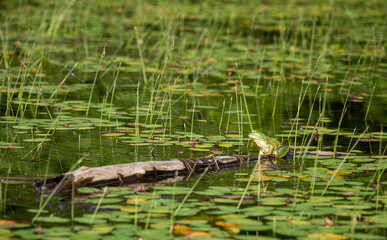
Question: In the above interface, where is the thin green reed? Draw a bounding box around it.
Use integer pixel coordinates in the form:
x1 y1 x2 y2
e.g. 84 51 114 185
292 108 325 210
322 128 368 196
89 187 108 225
0 25 10 69
134 26 148 85
364 83 376 127
190 99 196 141
174 168 209 217
145 32 173 126
135 81 140 137
238 155 261 208
225 97 233 134
86 45 106 117
236 63 253 131
32 157 85 223
255 48 266 94
46 0 76 36
374 126 386 210
298 85 321 154
108 62 121 121
235 73 240 137
289 56 321 164
240 96 244 147
333 59 360 158
49 62 78 99
169 171 179 234
218 99 226 131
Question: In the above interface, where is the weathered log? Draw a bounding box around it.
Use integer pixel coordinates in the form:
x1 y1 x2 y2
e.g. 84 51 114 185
34 150 352 195
35 154 265 195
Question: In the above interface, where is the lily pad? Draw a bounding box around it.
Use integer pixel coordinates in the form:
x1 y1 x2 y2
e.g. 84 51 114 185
23 138 51 143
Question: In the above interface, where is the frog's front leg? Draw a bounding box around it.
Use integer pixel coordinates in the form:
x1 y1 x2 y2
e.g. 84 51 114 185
258 146 269 156
266 145 274 155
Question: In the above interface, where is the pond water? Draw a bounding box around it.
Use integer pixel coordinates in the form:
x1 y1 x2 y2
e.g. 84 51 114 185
0 0 386 239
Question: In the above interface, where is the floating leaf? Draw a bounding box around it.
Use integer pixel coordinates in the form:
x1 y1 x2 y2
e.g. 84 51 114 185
102 133 126 137
188 148 210 152
84 198 122 204
23 138 51 143
38 216 70 223
78 187 100 193
303 233 349 240
73 217 107 225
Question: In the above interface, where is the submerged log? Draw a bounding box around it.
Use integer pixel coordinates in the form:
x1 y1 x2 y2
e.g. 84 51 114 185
35 150 352 195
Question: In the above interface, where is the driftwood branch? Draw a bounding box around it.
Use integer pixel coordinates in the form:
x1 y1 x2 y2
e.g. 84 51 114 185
34 150 352 195
35 154 263 194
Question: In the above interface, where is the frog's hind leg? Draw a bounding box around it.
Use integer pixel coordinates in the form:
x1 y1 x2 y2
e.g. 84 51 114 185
274 146 290 158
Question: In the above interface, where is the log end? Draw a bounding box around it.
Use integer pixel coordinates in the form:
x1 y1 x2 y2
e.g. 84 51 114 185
34 173 75 195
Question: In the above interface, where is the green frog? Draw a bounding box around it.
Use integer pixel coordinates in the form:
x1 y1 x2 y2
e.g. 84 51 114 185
248 130 290 158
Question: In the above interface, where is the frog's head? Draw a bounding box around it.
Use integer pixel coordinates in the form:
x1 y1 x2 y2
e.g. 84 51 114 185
248 130 265 140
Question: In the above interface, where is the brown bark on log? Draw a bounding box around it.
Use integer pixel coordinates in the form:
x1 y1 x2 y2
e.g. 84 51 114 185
34 150 352 195
35 154 263 195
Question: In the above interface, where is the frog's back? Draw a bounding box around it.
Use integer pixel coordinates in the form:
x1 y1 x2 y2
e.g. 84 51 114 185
267 136 281 147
